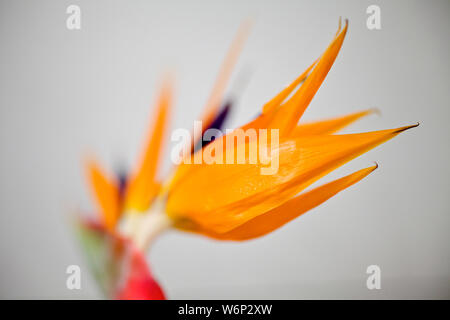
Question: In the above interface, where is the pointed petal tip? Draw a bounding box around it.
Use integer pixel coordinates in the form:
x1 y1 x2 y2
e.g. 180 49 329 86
82 152 96 169
342 19 349 32
241 18 254 32
362 162 378 176
160 73 175 95
395 122 420 134
371 162 379 171
335 18 349 37
336 17 342 34
336 17 348 33
83 154 102 180
368 107 381 116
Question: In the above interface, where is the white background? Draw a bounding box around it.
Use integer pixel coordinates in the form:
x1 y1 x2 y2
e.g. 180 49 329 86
0 0 448 298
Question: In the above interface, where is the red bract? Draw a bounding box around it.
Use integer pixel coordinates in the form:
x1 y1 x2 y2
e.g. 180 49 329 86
116 245 165 300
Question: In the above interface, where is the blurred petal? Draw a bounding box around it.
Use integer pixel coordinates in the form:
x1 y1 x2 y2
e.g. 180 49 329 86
168 24 250 187
197 21 251 134
191 165 377 240
77 219 165 300
85 159 120 231
167 124 417 233
125 79 172 211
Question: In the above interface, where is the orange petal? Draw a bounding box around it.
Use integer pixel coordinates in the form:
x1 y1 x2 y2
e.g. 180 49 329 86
85 158 120 231
124 79 172 212
235 20 348 134
293 109 377 136
266 20 348 136
182 164 377 240
261 60 317 114
169 21 365 195
166 124 417 233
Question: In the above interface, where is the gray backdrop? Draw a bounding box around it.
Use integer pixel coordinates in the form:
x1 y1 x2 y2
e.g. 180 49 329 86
0 0 448 299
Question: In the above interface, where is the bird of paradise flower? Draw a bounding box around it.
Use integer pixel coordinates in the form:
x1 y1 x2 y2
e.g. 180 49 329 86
77 19 417 299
